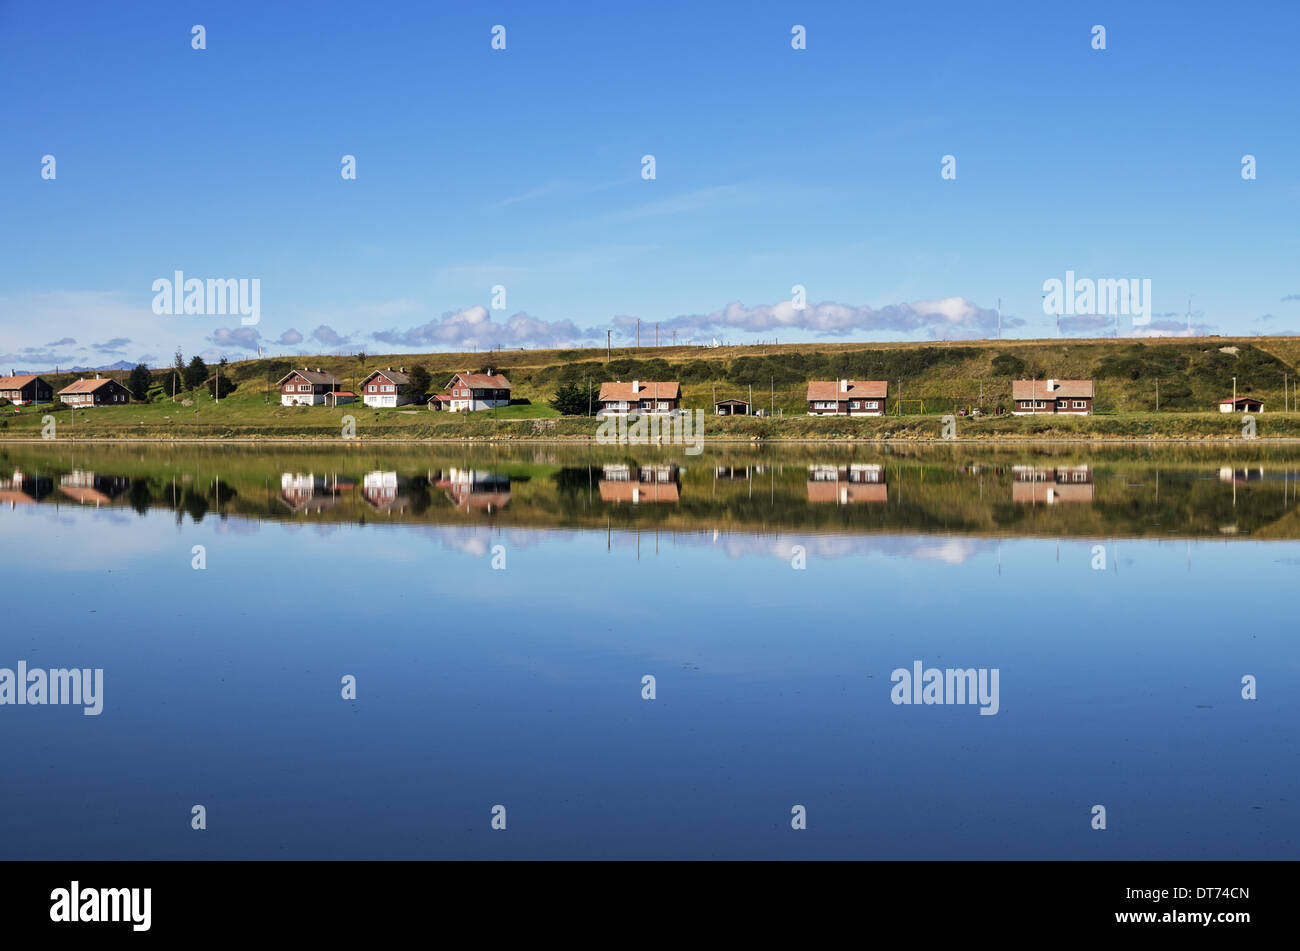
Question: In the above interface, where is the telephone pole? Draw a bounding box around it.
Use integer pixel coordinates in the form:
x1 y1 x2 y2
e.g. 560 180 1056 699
997 298 1001 340
636 318 640 348
606 330 611 363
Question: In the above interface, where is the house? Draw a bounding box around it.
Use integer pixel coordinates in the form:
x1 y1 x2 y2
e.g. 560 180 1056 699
714 398 751 416
59 470 130 506
278 472 353 512
1011 465 1094 504
806 380 888 416
426 394 453 412
58 376 131 407
0 470 53 506
806 464 888 503
1011 379 1093 415
596 381 681 415
360 368 416 407
278 369 343 406
362 471 409 513
598 463 680 503
1219 396 1263 413
435 468 512 512
0 375 54 405
444 371 511 412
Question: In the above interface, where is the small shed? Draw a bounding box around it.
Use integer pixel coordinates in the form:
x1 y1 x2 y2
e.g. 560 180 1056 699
1219 396 1263 413
714 398 751 416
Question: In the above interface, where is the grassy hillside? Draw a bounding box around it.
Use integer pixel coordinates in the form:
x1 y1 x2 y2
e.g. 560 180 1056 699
3 335 1299 440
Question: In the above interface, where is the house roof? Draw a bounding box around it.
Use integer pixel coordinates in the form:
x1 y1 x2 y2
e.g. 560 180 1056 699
598 381 681 401
1219 396 1262 405
449 372 511 389
427 394 452 402
806 380 888 401
807 481 888 503
1012 379 1094 400
361 369 411 386
58 377 122 394
714 398 750 406
598 480 680 503
0 375 44 389
276 369 340 385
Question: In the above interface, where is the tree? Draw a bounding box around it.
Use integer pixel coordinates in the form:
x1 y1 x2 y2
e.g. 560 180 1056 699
207 358 237 398
170 349 186 398
550 380 595 416
407 365 431 399
184 354 208 391
128 363 152 401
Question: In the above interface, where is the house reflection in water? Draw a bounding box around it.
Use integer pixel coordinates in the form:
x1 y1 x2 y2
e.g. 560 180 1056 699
599 464 681 503
279 473 354 513
59 470 130 507
362 471 409 514
806 464 887 503
0 470 54 507
1011 465 1094 504
1218 466 1264 484
435 468 512 513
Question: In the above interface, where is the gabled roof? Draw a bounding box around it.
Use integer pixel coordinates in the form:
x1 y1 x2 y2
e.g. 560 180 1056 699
360 369 411 386
427 394 452 402
0 375 46 389
598 381 681 401
806 380 888 401
1012 379 1094 400
448 372 511 390
714 398 750 406
1219 396 1263 405
277 369 340 385
58 377 124 394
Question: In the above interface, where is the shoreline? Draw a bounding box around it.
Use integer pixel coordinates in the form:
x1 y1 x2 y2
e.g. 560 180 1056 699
4 435 1300 446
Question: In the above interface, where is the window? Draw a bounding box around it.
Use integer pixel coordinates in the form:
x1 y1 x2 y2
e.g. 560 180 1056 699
865 401 879 410
1035 400 1046 409
298 384 310 392
382 385 394 392
1073 400 1086 409
850 401 860 409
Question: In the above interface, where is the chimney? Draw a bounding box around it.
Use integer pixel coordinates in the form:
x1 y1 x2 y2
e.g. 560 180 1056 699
1047 379 1057 391
840 379 849 393
632 380 639 393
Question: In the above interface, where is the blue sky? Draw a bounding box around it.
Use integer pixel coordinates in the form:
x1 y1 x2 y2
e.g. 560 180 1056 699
1 0 1298 369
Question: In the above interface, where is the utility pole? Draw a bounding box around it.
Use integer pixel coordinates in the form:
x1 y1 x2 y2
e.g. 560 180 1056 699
606 330 611 364
1233 376 1237 405
655 322 659 347
636 318 640 348
997 298 1001 340
1155 379 1159 412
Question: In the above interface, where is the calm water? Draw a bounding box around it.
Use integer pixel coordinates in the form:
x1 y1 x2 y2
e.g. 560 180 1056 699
2 442 1298 859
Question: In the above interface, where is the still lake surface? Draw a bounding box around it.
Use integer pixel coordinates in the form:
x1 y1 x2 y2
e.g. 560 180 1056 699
2 441 1298 859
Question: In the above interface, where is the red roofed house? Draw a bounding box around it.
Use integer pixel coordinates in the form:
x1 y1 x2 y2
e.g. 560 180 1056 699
58 376 131 407
360 367 416 408
1011 379 1094 415
444 371 511 412
0 375 54 405
806 380 888 416
277 368 343 406
596 380 681 416
1219 396 1263 413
